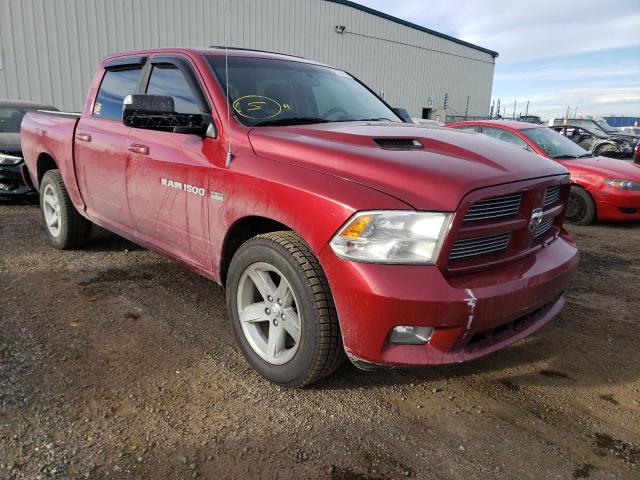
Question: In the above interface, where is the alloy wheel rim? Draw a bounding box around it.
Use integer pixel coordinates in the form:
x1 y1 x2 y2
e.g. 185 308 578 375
42 184 61 237
237 262 301 365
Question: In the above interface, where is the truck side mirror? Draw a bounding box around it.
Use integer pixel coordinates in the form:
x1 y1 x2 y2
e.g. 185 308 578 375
122 94 210 137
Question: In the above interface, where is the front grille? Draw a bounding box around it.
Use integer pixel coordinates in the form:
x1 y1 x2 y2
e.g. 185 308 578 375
450 232 511 260
446 181 569 271
463 192 522 222
543 186 560 207
534 217 554 237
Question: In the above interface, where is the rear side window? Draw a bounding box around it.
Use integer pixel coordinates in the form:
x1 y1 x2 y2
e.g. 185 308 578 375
483 127 528 149
145 64 201 114
93 67 142 120
453 126 481 133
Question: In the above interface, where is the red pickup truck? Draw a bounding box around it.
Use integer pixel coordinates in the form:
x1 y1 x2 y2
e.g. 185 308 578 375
21 48 579 387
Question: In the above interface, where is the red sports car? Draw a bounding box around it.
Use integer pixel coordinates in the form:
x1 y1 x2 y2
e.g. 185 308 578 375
447 120 640 225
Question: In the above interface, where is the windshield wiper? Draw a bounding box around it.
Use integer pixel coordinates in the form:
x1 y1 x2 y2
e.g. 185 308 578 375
254 117 329 127
578 153 594 158
348 117 395 122
551 154 579 159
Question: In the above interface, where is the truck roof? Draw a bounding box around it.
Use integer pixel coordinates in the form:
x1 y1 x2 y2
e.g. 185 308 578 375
102 47 330 68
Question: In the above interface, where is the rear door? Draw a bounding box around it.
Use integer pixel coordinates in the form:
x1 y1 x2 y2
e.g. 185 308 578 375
75 56 146 231
125 54 217 269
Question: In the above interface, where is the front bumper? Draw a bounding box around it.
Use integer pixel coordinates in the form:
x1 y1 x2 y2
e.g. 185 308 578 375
319 231 579 367
593 187 640 221
0 162 36 197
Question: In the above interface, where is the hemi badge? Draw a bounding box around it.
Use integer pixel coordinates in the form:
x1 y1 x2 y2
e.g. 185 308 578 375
210 191 225 202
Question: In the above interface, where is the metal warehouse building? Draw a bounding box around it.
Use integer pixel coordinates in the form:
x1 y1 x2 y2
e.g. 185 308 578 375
0 0 498 120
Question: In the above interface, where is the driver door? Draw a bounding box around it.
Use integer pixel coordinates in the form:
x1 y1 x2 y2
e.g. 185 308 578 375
125 55 218 270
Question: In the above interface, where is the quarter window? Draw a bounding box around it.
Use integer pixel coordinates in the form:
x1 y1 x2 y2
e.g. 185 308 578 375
146 64 201 114
93 67 142 120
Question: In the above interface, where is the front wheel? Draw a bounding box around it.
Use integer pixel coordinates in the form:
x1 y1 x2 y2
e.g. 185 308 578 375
226 231 344 387
565 186 596 225
40 170 92 249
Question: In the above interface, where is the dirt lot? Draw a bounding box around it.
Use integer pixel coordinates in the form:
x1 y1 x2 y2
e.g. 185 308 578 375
1 200 639 480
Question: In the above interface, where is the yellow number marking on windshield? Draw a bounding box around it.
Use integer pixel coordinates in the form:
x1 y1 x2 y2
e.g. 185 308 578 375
233 95 282 120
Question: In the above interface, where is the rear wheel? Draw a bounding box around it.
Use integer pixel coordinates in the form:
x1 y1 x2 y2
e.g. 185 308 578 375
565 186 596 225
40 170 92 249
226 231 344 387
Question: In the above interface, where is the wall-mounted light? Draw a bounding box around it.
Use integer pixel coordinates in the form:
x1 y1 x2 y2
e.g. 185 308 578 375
335 25 346 34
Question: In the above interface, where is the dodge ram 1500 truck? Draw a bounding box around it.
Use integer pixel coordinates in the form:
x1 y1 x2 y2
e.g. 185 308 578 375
21 48 579 387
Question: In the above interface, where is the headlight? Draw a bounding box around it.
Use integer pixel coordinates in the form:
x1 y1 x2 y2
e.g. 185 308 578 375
329 211 451 264
605 179 640 191
0 153 23 165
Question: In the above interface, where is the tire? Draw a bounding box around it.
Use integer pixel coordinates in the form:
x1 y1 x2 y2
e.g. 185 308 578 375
226 231 345 387
39 169 92 249
565 186 596 225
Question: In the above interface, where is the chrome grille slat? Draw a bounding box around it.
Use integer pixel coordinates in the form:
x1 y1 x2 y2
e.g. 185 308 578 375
543 186 560 207
450 243 509 260
534 218 554 237
450 232 511 260
465 202 522 212
451 235 513 248
464 193 522 222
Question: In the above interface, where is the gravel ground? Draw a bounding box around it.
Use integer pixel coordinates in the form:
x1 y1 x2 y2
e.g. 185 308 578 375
1 200 639 480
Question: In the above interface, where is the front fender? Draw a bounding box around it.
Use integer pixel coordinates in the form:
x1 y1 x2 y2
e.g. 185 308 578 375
208 153 412 280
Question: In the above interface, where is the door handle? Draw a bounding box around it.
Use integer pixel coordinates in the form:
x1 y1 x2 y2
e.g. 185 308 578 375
128 144 149 155
75 133 91 142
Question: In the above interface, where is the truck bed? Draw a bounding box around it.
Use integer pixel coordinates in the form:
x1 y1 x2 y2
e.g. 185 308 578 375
21 110 83 206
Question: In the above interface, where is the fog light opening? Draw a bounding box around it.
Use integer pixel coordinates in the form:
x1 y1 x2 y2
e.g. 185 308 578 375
389 326 433 345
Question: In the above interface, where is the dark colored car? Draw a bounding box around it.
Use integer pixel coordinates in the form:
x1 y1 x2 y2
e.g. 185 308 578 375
551 118 638 157
0 99 56 197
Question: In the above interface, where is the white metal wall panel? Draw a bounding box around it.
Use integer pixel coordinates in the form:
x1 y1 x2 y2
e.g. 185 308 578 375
0 0 495 117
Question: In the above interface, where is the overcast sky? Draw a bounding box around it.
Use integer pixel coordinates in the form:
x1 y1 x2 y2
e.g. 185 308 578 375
355 0 640 119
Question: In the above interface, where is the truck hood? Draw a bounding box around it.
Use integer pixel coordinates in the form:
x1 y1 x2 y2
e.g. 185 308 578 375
562 155 640 180
248 122 567 210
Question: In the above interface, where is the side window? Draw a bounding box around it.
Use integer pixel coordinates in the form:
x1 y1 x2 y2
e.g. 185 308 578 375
453 126 481 133
483 127 528 149
93 67 143 120
146 64 201 114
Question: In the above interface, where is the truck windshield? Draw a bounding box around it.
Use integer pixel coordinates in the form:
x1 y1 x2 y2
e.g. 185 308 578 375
0 107 31 133
521 127 592 159
207 56 401 127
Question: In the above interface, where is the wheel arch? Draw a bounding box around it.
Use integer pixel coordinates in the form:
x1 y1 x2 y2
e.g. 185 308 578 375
219 215 293 286
36 152 59 187
570 182 599 219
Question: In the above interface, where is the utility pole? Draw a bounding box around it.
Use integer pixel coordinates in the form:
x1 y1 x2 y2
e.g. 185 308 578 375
496 98 501 118
464 95 469 120
489 100 495 119
524 101 529 117
513 99 517 120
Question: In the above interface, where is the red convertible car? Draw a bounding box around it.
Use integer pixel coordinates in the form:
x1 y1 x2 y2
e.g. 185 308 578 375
447 120 640 225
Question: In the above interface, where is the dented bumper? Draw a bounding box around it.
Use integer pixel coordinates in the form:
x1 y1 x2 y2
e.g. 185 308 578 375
319 230 579 367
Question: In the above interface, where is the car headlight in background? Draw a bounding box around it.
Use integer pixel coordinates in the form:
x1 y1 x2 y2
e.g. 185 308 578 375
605 179 640 191
330 211 451 264
0 153 23 165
